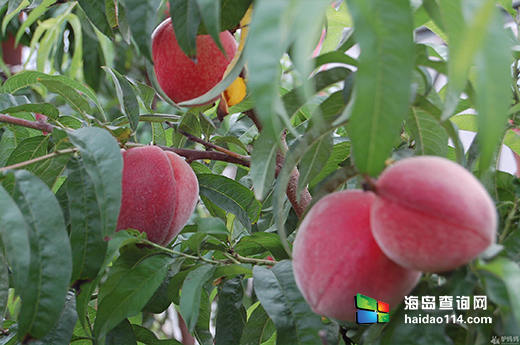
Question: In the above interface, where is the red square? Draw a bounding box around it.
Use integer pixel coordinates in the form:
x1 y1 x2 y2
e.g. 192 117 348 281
378 301 389 313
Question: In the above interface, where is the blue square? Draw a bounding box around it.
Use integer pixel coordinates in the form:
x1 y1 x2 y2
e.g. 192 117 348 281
356 310 378 324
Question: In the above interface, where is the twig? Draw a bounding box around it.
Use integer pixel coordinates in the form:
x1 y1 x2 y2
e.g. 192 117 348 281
155 145 250 167
0 148 77 173
178 129 250 161
0 113 57 133
246 109 312 218
234 253 276 266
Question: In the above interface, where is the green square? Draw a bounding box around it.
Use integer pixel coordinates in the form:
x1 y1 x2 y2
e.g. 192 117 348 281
378 312 389 323
356 293 377 311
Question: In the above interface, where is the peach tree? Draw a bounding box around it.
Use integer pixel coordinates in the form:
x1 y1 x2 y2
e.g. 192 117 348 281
0 0 519 344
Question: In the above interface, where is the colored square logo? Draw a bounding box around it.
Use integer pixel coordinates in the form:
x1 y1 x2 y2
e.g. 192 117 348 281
378 301 389 313
355 293 377 311
355 293 389 324
356 310 378 324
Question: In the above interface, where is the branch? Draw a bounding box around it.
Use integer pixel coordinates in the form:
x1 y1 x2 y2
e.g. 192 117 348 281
0 114 57 133
0 148 77 173
245 110 312 218
156 145 250 167
178 129 250 161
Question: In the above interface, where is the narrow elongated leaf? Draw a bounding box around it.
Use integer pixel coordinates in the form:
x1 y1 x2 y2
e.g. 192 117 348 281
0 102 59 119
68 127 123 239
253 261 323 345
133 324 183 345
105 319 137 345
6 136 48 169
0 252 8 325
39 79 92 119
179 264 216 331
197 174 261 231
33 291 77 345
475 9 512 174
169 0 201 59
406 107 448 157
78 0 113 37
119 0 161 61
217 0 251 32
103 67 140 131
244 0 290 138
196 0 223 53
0 71 106 120
194 289 213 345
240 304 276 345
0 186 30 294
234 233 290 261
215 275 247 345
297 133 333 197
66 157 107 283
10 170 72 340
477 258 520 334
440 0 496 120
250 132 277 200
93 253 175 338
347 0 414 176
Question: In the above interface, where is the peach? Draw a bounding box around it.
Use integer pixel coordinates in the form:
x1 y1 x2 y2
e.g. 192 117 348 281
116 146 199 246
371 156 497 273
1 35 23 65
151 18 237 105
163 151 199 245
292 190 421 321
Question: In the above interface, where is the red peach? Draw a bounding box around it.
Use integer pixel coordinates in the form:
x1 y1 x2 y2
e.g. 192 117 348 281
292 190 421 321
371 156 497 273
151 18 237 105
163 151 199 245
116 146 177 245
1 35 23 65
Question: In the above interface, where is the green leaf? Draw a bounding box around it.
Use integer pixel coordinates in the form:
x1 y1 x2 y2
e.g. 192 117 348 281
119 0 161 61
477 258 520 334
179 264 216 331
250 132 277 201
68 127 123 239
0 186 30 295
32 291 77 345
78 0 113 37
66 156 107 284
309 141 350 189
213 264 252 280
474 9 512 174
39 79 92 120
321 2 352 54
103 67 140 132
440 0 496 120
197 174 261 231
347 0 414 176
215 275 247 345
0 102 59 119
0 71 106 120
240 304 276 345
194 289 213 345
5 135 48 170
218 0 251 32
10 170 72 340
105 319 137 345
93 251 175 338
169 0 201 59
81 15 104 91
0 252 8 326
196 0 223 53
297 133 333 197
406 106 449 157
244 0 290 138
253 261 323 345
132 324 183 345
234 233 290 261
142 259 184 313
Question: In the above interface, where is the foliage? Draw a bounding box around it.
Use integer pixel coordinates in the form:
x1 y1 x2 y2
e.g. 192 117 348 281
0 0 519 344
